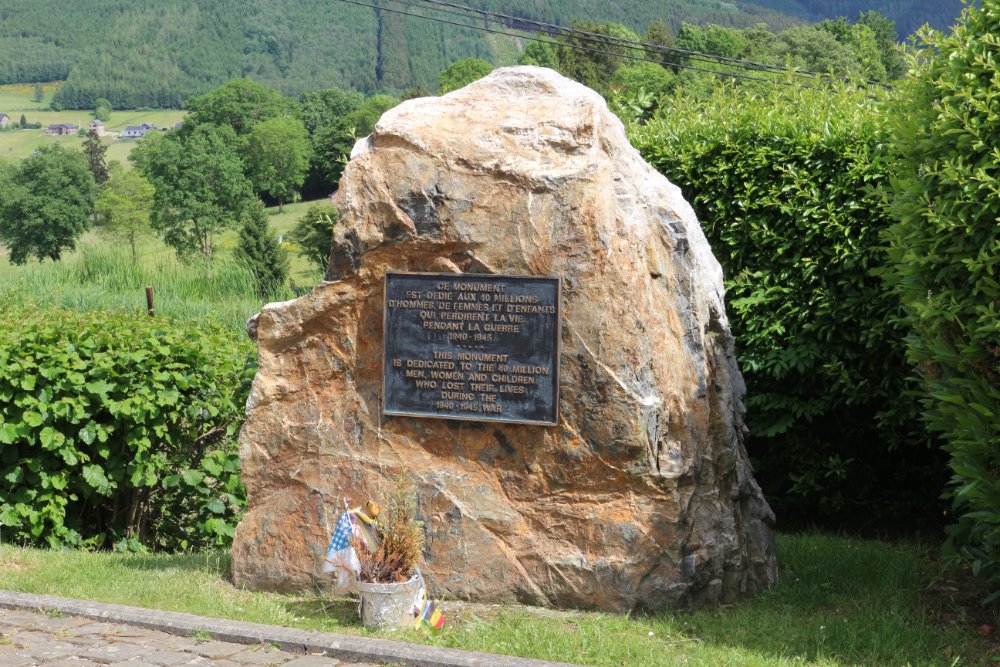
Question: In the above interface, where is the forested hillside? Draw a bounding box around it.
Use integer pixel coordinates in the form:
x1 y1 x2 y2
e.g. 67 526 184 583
749 0 965 37
1 0 803 108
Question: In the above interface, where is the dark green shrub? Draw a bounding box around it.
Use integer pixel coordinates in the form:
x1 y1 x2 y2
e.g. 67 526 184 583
630 84 944 526
887 2 1000 600
289 201 338 274
0 304 252 551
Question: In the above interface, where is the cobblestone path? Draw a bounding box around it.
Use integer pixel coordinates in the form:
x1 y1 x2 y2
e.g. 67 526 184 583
0 609 383 667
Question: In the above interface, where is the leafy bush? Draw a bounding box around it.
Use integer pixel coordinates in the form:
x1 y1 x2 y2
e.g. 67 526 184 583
0 304 252 551
630 83 944 526
887 1 1000 600
289 202 338 274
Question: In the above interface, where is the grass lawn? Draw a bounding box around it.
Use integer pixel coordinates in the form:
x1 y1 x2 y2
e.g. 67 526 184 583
0 199 327 330
0 83 185 166
0 534 993 666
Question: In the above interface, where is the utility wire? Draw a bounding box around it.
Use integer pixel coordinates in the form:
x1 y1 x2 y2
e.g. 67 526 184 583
336 0 823 87
413 0 816 78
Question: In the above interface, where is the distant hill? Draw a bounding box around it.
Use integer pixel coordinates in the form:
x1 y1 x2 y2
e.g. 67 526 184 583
746 0 967 38
0 0 802 108
0 0 963 108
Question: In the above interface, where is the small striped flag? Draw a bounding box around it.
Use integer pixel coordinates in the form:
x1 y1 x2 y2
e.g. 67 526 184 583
418 598 445 630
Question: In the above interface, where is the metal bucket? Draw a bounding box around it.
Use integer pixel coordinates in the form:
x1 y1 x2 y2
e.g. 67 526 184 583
356 573 423 629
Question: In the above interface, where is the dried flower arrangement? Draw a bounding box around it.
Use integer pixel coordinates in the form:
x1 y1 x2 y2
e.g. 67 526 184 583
351 476 425 584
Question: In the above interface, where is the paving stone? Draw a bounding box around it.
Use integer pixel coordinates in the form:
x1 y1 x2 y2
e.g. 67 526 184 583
141 649 203 666
229 646 294 665
108 662 163 667
7 629 58 644
73 622 122 636
82 642 155 664
107 627 175 644
61 633 108 647
191 640 248 659
32 615 90 632
0 649 35 667
15 639 78 661
38 660 104 667
0 611 48 627
281 657 343 667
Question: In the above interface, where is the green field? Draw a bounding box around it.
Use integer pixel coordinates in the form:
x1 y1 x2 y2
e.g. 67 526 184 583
0 83 185 166
0 198 327 330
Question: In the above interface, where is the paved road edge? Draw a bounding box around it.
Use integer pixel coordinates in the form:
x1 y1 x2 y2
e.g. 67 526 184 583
0 590 582 667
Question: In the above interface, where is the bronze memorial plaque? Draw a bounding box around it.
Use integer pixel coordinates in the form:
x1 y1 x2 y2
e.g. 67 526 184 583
383 272 561 425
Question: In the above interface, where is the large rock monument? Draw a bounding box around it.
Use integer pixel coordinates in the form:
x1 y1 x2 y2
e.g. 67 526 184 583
232 67 777 611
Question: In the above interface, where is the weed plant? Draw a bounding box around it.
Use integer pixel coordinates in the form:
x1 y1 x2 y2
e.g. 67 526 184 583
1 244 281 331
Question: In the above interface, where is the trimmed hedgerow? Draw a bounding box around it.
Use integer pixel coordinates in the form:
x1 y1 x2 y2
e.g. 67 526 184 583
887 1 1000 600
0 303 252 551
630 84 944 526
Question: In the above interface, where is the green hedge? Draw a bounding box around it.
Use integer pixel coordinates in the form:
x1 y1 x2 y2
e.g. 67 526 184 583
888 1 1000 600
0 304 252 551
630 84 944 526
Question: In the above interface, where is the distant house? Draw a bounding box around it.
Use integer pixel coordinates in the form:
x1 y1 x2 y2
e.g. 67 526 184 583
45 123 77 136
120 125 148 139
173 121 183 130
88 119 106 137
120 123 159 139
0 113 10 129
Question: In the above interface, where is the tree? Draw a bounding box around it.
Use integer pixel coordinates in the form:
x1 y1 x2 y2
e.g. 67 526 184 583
82 129 109 184
753 26 866 79
643 19 674 65
556 22 641 96
438 58 495 94
0 145 97 264
246 116 311 212
94 97 112 122
288 201 337 272
300 87 364 135
309 94 399 191
132 124 254 263
518 39 559 70
887 1 1000 599
184 78 300 137
95 163 154 262
33 83 44 103
856 11 904 80
236 200 289 298
18 114 26 129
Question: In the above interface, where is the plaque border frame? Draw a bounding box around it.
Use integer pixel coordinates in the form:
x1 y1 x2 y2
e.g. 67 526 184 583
381 271 562 427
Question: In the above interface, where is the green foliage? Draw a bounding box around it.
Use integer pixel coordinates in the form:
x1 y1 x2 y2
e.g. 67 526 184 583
300 88 364 136
94 164 154 262
185 78 300 137
236 200 289 298
309 94 399 192
82 129 109 184
2 245 267 332
438 58 495 94
288 202 337 273
517 39 559 69
0 304 251 550
630 83 943 526
748 0 964 40
245 115 311 211
32 84 44 103
94 97 112 122
132 124 254 262
556 22 641 97
0 144 97 265
887 1 1000 600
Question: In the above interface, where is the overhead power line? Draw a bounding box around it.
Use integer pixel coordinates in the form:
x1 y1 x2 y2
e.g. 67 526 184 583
335 0 829 87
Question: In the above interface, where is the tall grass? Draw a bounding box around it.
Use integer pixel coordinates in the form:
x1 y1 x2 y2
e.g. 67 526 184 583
1 244 279 331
